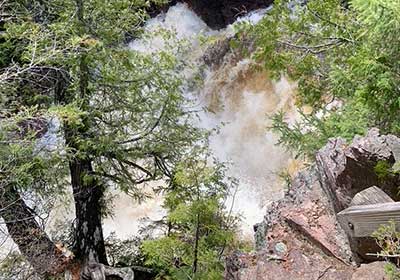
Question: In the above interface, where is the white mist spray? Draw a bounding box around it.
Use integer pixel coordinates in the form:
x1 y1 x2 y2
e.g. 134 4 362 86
119 3 300 237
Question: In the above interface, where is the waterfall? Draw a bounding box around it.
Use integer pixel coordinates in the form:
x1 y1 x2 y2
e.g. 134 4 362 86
105 3 300 238
0 4 300 258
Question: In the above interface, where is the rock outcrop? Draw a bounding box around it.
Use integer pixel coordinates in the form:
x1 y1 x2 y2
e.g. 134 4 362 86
225 168 355 280
184 0 273 29
317 128 400 213
229 129 400 279
351 262 392 280
150 0 273 29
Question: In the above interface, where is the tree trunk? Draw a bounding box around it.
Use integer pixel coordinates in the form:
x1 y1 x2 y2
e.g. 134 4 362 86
0 186 70 276
62 0 108 267
192 213 200 274
69 156 108 265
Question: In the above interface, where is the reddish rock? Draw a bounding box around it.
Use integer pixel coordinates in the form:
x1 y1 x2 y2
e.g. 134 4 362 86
229 129 400 279
226 168 355 279
280 170 353 263
228 222 354 280
351 262 391 280
283 202 346 262
315 129 400 262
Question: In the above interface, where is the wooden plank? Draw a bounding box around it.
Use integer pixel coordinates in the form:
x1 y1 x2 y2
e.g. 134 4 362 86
349 186 394 206
338 186 394 238
338 201 400 237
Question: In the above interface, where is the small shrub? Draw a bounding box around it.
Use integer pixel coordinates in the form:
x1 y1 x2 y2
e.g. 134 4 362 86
372 221 400 279
374 160 393 181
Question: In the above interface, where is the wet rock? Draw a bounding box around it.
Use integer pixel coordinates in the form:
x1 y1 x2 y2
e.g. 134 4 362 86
201 31 257 69
146 1 178 18
183 0 273 29
149 1 273 30
202 38 233 67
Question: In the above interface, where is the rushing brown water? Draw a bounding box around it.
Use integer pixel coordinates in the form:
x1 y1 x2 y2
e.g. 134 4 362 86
126 3 300 237
198 58 300 235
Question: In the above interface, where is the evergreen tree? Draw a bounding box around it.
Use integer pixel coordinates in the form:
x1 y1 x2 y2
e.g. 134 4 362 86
252 0 400 157
0 0 209 278
142 154 238 280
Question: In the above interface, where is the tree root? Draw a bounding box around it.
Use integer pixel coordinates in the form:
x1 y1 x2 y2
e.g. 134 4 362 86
65 262 134 280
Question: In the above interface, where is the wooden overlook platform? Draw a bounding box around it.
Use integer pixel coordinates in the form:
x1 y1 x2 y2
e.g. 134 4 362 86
338 186 400 237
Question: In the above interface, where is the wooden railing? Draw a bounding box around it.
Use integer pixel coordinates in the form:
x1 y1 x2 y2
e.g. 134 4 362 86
338 186 399 237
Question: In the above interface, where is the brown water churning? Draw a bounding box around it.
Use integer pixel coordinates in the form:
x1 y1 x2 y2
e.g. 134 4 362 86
198 50 301 235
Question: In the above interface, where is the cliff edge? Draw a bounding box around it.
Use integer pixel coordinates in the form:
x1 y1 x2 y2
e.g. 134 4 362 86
226 129 400 279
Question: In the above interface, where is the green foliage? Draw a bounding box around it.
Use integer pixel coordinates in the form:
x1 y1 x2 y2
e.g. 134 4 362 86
278 168 293 191
385 263 400 280
270 97 369 157
372 221 400 278
0 0 207 200
374 161 394 181
0 0 233 275
0 2 239 277
373 159 400 183
372 221 400 255
142 155 238 280
0 252 38 280
0 109 67 197
253 0 400 157
105 232 148 267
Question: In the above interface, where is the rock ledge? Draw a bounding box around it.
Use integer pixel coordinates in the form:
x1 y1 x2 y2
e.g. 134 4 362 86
227 129 400 280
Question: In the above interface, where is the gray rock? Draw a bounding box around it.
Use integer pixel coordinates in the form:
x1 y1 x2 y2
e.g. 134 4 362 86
274 242 287 254
316 128 400 213
254 222 268 250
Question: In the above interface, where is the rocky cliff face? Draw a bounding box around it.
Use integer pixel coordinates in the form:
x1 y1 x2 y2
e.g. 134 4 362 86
183 0 273 29
228 129 400 280
150 0 273 29
317 128 400 213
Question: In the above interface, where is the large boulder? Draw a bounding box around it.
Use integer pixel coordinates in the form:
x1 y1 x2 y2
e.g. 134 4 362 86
316 128 400 213
225 168 355 279
316 129 400 262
